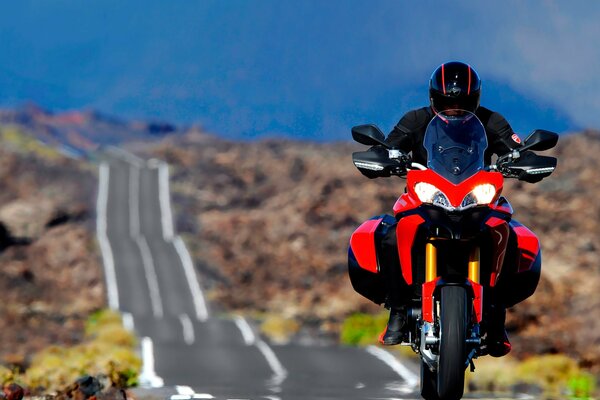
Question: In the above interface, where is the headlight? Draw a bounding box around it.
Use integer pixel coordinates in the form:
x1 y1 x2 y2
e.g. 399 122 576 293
460 184 496 209
414 182 453 210
415 182 496 211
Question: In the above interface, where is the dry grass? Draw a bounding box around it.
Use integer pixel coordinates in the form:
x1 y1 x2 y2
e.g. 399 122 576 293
0 309 141 393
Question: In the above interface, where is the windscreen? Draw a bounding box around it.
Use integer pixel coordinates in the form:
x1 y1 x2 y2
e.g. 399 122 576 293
423 110 488 184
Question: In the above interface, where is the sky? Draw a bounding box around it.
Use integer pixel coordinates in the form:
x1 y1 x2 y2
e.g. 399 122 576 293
1 1 599 140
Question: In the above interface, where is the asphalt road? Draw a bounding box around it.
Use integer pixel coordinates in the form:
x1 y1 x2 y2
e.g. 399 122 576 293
96 151 424 400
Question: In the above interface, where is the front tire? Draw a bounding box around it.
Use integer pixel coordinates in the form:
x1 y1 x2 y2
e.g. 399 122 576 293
437 285 469 400
420 360 439 400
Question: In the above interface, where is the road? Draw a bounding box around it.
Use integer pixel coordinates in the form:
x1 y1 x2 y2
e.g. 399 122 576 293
96 150 423 400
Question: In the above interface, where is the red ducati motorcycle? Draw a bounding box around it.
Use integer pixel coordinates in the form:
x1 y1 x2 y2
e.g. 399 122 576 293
348 111 558 400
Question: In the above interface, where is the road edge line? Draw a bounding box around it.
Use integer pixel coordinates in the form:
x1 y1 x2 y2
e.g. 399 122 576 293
97 163 119 310
365 345 419 388
233 316 256 345
233 316 287 390
157 162 175 240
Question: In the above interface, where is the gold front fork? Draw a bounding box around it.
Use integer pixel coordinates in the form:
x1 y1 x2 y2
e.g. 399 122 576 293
425 242 437 282
468 246 481 284
426 243 480 283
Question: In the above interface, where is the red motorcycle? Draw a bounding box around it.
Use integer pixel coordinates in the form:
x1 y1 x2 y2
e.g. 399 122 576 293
348 111 558 400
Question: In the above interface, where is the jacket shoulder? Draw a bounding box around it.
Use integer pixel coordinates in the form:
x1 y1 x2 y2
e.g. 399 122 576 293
396 107 433 132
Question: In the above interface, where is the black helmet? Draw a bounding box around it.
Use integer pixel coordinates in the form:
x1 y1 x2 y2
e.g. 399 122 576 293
429 61 481 113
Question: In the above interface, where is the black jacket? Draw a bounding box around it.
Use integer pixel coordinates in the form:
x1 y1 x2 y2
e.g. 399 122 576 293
385 106 521 165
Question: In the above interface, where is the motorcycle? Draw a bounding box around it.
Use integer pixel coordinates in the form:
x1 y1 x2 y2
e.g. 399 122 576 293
348 110 558 400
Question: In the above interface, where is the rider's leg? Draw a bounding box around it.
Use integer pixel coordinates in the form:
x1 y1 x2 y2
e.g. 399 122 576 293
379 226 409 345
485 304 511 357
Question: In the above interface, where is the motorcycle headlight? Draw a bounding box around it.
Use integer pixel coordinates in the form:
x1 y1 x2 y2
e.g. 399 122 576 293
414 182 453 210
460 184 496 209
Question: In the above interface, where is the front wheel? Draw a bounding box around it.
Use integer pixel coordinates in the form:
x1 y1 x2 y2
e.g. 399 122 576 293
437 285 469 400
421 360 439 400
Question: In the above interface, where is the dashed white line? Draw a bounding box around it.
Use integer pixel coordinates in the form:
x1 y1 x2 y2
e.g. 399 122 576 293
96 163 119 310
121 312 135 332
179 314 195 345
365 345 419 388
175 386 195 395
136 236 164 318
139 337 164 388
129 165 141 237
173 236 209 321
172 387 214 399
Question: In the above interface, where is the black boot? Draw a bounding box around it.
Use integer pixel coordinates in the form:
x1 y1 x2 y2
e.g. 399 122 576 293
486 306 511 357
379 308 406 346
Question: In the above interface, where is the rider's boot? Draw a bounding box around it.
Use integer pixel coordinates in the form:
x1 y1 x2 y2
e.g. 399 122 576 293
486 306 511 357
379 307 406 346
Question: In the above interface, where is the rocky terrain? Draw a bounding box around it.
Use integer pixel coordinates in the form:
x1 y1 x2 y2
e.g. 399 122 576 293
145 129 600 372
0 137 104 370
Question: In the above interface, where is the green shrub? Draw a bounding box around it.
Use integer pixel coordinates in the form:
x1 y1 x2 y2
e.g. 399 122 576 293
468 354 597 399
340 312 388 346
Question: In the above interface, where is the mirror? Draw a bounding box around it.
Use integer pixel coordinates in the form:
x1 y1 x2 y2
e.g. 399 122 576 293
351 124 389 148
522 129 559 151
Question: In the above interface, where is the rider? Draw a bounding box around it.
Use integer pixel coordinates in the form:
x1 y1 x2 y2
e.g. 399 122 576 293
377 61 522 357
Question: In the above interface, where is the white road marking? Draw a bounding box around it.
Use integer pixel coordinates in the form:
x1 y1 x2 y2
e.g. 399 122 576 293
122 312 135 332
157 162 175 240
179 314 195 345
176 386 195 395
139 337 164 388
156 161 209 321
173 387 214 399
136 236 164 318
233 317 287 390
233 316 256 345
173 236 209 321
96 163 119 310
129 165 141 237
365 345 419 388
256 340 287 390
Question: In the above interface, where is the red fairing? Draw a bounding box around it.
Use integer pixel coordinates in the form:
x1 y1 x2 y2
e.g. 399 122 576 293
422 278 440 323
396 214 424 285
489 198 514 215
407 169 504 208
393 192 422 215
485 217 510 287
470 279 483 323
512 223 541 272
349 218 383 273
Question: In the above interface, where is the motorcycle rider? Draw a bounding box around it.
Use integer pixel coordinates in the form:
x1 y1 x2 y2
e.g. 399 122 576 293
374 61 522 357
